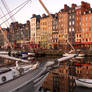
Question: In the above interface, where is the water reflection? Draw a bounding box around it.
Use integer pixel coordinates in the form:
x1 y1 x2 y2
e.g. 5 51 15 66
41 57 92 92
1 56 92 92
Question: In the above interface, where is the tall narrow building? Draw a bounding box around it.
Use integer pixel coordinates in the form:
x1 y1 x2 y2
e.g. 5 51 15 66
52 13 58 49
30 14 41 44
40 14 53 49
68 4 77 46
75 1 90 48
81 9 92 49
58 5 69 49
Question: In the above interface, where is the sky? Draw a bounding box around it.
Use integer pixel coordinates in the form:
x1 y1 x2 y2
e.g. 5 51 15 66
0 0 92 27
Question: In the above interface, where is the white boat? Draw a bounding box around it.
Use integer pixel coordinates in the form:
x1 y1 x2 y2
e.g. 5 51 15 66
75 78 92 88
63 53 85 58
0 68 19 84
0 61 39 85
78 54 85 57
28 52 35 57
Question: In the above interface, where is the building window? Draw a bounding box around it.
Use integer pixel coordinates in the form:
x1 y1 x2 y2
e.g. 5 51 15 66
86 23 87 26
77 17 78 21
79 34 81 37
82 28 84 32
72 15 74 19
82 23 84 26
69 28 71 32
69 21 71 26
89 16 91 21
86 38 88 42
86 17 87 21
77 11 78 15
72 21 74 25
72 27 74 31
89 27 91 31
79 11 81 14
72 9 74 12
80 22 81 25
69 10 71 13
86 28 87 31
77 34 78 37
69 16 71 19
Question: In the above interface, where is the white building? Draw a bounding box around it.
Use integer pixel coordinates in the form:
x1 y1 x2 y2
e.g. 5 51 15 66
30 14 41 44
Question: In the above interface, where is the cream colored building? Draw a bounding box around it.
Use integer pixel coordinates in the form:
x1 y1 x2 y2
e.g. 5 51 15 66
30 14 41 44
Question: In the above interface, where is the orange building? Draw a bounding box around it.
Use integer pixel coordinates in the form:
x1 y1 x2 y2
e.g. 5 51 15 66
75 1 90 48
52 14 58 49
58 5 69 49
68 4 77 46
75 63 92 79
81 10 92 48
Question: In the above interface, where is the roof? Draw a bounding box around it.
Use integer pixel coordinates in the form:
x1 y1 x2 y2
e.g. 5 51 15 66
31 15 41 19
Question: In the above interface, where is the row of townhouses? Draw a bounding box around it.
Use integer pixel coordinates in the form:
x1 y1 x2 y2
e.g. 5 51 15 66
30 1 92 49
0 1 92 50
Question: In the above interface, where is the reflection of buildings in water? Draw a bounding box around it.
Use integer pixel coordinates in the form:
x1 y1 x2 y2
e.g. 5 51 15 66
75 63 92 79
69 57 92 79
41 58 92 92
41 64 76 92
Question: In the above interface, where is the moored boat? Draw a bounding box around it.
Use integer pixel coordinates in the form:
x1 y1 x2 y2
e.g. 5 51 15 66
75 78 92 88
0 61 39 85
0 68 19 84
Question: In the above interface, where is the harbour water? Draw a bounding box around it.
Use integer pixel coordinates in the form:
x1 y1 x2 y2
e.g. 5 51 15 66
38 56 92 92
0 56 92 92
75 87 92 92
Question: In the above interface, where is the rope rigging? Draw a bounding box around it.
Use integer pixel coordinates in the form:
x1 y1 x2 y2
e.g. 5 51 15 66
0 0 32 26
0 6 9 27
0 0 32 49
1 0 16 22
0 0 31 20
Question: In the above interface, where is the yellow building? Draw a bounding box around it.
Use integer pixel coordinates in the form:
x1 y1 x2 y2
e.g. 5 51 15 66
40 14 53 49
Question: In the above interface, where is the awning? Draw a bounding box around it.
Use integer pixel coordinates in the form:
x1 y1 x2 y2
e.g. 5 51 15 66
73 42 92 45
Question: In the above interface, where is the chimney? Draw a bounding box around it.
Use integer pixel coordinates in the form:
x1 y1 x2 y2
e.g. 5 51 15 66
42 13 46 17
72 4 77 8
81 1 90 9
32 14 36 17
64 4 70 11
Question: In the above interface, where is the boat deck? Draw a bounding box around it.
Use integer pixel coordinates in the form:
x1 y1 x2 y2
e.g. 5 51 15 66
0 66 43 92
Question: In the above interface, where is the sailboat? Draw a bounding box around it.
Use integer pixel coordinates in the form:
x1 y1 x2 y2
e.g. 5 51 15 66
0 60 39 85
